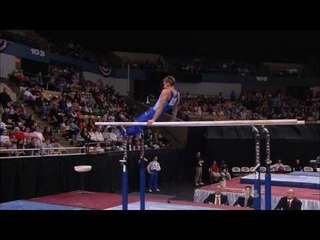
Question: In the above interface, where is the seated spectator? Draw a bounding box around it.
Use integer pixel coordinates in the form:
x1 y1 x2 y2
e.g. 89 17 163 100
220 160 231 180
293 159 303 171
33 126 45 143
10 127 25 143
88 128 97 141
95 128 104 142
41 139 53 155
274 189 302 210
51 140 63 154
24 137 40 156
81 127 92 143
209 160 221 183
0 87 13 109
233 186 254 208
43 126 54 142
3 118 14 131
23 88 36 103
271 159 285 173
0 129 11 147
204 185 229 205
16 139 25 150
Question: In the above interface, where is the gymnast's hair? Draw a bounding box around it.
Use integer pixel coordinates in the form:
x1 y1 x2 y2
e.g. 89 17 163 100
163 75 176 86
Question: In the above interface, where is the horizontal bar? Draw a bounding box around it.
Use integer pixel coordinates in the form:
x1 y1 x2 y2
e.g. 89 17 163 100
95 119 304 127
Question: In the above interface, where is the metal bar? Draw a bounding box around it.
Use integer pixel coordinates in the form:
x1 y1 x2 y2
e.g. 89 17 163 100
252 126 261 210
95 119 303 127
263 127 272 210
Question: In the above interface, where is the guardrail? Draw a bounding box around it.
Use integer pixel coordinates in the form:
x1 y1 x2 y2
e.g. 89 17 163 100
0 146 86 159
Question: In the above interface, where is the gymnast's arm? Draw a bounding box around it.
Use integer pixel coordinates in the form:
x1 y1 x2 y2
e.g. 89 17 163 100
147 89 170 125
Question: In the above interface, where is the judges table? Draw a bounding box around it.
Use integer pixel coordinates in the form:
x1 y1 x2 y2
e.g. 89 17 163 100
194 188 320 210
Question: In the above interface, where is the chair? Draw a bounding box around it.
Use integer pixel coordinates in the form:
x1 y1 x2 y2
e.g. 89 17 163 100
241 167 250 175
74 165 92 191
303 166 314 172
249 167 256 173
284 165 292 172
316 168 320 173
232 167 241 177
259 166 266 173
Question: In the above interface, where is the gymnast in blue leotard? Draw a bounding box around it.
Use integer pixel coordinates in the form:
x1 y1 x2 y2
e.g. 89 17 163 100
126 75 180 135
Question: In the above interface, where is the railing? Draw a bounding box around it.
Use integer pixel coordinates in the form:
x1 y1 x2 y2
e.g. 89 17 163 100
0 145 182 159
0 146 86 159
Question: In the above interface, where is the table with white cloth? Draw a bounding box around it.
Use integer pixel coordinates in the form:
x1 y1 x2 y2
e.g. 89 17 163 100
289 171 320 177
194 188 320 210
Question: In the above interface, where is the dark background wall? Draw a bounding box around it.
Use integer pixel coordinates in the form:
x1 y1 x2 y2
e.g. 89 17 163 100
0 149 186 203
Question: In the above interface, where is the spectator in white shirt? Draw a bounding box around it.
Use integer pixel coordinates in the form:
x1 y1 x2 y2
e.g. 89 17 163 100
95 128 104 142
88 128 97 141
0 129 11 146
33 126 45 143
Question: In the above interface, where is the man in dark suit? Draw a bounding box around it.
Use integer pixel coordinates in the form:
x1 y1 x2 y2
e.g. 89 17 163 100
204 185 229 205
233 186 254 208
274 189 302 210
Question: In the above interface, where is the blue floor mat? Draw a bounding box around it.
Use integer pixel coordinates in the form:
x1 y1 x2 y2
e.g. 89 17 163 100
0 200 89 210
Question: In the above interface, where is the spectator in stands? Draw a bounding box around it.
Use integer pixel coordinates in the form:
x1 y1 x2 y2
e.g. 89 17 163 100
204 185 229 205
51 140 63 154
13 69 25 86
23 88 36 104
271 159 285 173
41 139 53 155
220 160 231 180
147 156 161 192
33 126 45 143
107 127 118 144
94 128 104 142
43 126 54 142
233 186 254 208
178 90 320 122
0 87 12 109
36 72 43 86
24 137 40 156
0 129 11 147
4 64 168 153
10 127 25 143
274 189 302 210
80 127 92 143
209 160 221 183
88 127 97 142
194 151 205 186
293 159 303 171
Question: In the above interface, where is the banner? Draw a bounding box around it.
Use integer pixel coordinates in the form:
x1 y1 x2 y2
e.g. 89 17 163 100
99 63 111 77
0 39 9 52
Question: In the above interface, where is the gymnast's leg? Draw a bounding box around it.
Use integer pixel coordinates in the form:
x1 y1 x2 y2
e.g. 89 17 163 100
126 108 156 135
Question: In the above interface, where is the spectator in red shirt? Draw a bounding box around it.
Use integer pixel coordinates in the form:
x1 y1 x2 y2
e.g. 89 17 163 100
10 127 25 143
209 160 221 183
